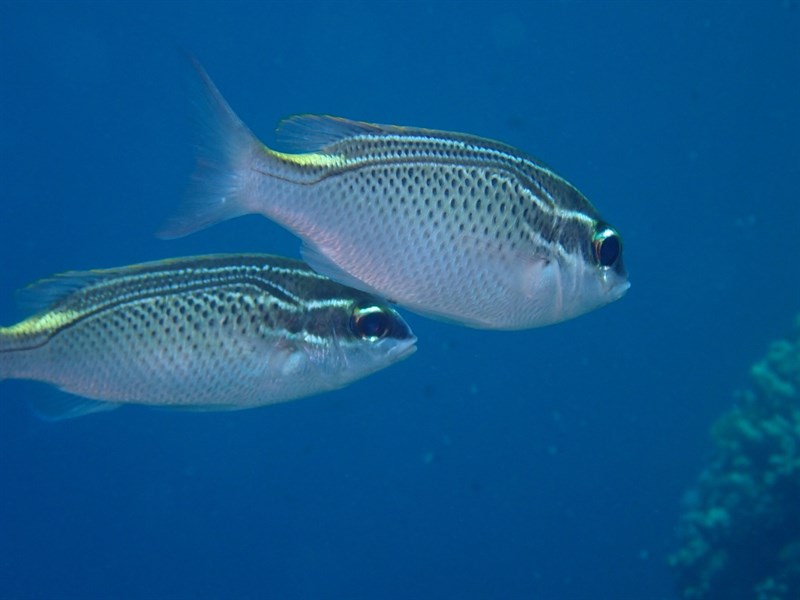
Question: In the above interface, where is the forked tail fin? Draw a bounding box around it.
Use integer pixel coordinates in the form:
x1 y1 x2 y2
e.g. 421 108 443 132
158 58 265 239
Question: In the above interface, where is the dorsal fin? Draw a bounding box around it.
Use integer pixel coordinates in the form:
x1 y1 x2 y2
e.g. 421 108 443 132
274 114 554 172
275 114 389 152
15 255 285 316
14 257 190 315
16 269 115 315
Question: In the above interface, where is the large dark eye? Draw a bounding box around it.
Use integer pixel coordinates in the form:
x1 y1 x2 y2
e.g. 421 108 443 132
350 305 392 341
592 225 622 268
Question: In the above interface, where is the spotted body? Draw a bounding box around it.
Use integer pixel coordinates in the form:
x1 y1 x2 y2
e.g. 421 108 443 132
162 62 629 329
0 254 415 417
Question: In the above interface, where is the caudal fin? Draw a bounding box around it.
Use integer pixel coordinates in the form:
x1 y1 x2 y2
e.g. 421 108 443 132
158 58 264 239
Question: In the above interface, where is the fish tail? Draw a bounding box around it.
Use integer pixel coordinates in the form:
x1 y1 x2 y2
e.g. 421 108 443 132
158 58 268 239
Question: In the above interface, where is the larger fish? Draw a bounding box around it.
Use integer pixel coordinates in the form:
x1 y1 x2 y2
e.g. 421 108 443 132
161 62 629 330
0 254 416 419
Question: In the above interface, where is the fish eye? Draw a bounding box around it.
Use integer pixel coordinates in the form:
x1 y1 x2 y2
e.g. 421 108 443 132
350 305 392 342
592 225 622 269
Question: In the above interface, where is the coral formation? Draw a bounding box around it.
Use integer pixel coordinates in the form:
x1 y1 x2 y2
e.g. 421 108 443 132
670 315 800 599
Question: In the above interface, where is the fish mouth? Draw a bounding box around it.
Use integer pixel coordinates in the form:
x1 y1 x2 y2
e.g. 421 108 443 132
611 280 631 301
391 337 418 361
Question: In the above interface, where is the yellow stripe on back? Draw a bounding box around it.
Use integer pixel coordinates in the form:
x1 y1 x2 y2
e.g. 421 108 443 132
2 309 82 338
271 149 346 169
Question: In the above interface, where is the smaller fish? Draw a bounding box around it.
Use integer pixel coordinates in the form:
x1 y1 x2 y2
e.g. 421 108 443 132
0 254 416 420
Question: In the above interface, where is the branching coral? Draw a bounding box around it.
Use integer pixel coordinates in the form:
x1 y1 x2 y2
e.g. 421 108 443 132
670 315 800 600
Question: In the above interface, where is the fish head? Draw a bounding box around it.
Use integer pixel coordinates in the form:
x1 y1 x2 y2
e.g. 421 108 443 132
519 220 629 328
586 220 629 304
313 301 417 387
564 220 629 320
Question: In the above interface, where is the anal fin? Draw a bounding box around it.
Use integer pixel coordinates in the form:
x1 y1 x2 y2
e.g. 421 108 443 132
29 393 122 422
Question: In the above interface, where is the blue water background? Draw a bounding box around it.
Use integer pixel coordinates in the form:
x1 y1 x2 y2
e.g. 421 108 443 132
1 1 798 598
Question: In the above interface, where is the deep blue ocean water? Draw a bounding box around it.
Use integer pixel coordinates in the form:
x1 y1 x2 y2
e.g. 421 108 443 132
1 2 798 598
